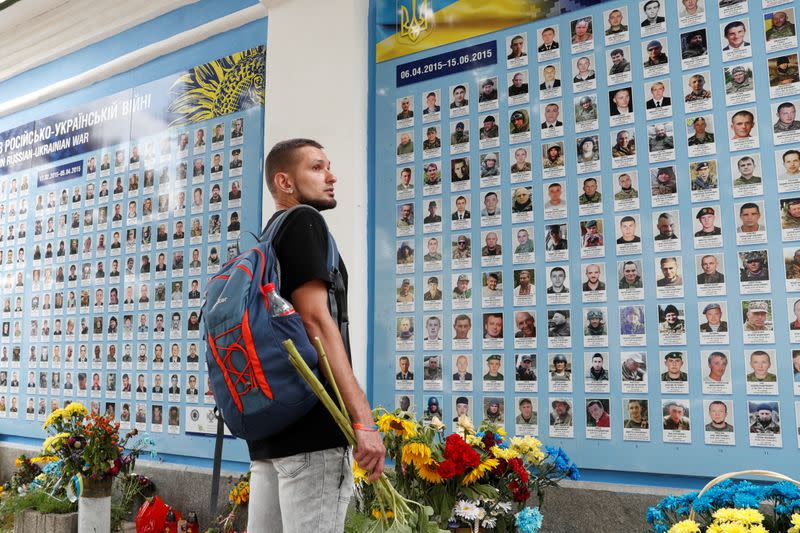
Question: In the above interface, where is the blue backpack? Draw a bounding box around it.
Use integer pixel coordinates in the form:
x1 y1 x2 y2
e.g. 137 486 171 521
201 205 345 441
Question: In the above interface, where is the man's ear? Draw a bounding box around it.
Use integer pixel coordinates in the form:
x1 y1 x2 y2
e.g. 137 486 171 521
274 172 294 194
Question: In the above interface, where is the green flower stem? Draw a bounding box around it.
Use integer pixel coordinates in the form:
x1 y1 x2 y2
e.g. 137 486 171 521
312 337 352 428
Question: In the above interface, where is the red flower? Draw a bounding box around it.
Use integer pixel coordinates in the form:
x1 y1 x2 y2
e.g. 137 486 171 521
437 460 457 479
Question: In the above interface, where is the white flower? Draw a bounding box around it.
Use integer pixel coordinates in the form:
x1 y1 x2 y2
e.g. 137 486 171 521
454 500 481 521
495 501 513 513
481 516 497 529
476 507 487 520
429 416 446 431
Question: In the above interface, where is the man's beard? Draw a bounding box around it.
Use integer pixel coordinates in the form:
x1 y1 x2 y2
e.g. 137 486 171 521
297 190 336 211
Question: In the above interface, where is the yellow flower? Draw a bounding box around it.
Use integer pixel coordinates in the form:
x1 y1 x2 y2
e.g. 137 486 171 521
495 427 506 437
456 414 475 435
415 460 444 484
788 513 800 533
352 460 369 485
371 509 395 520
668 519 701 533
66 402 88 417
376 413 417 438
490 446 520 461
30 455 58 465
713 508 763 525
462 457 499 485
466 434 484 448
510 436 545 464
429 416 446 431
401 442 432 467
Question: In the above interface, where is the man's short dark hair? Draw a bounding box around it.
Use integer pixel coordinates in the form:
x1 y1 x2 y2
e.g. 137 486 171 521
265 138 323 195
778 102 796 113
519 398 532 407
739 202 760 214
724 20 746 35
708 400 727 413
783 149 800 162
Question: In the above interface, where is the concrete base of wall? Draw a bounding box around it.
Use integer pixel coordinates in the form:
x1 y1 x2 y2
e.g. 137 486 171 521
0 442 689 532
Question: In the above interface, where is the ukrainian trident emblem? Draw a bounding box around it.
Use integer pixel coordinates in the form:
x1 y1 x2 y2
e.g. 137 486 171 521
397 0 434 43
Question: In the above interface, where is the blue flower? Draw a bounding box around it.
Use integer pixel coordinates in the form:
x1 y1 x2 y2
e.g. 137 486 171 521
646 507 665 524
515 507 544 533
567 465 580 480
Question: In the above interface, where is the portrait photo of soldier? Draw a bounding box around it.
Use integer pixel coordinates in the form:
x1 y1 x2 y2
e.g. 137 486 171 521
480 190 501 217
584 309 607 336
694 206 721 237
742 301 773 333
508 71 529 97
396 132 413 156
576 136 600 165
769 55 800 87
586 353 609 382
423 276 442 303
704 351 729 383
450 84 469 110
687 118 715 147
545 224 568 251
538 26 560 52
510 147 532 173
482 312 503 340
422 200 441 225
422 90 440 116
662 401 690 431
609 87 633 116
396 278 414 305
574 95 598 125
542 143 565 171
423 237 442 263
572 55 596 83
423 355 442 381
749 402 780 435
728 108 757 142
641 0 665 28
653 212 678 241
540 102 563 130
614 172 639 201
611 130 636 160
396 355 413 381
619 262 644 290
479 115 499 141
739 250 769 282
396 203 414 229
697 254 725 284
484 398 504 424
549 354 571 382
733 155 761 187
451 158 470 184
678 0 704 20
547 311 570 338
681 29 708 60
507 33 528 60
786 248 800 280
604 7 628 37
452 356 472 382
581 220 604 248
514 311 536 340
450 194 470 221
701 303 728 333
546 266 569 295
539 64 561 91
780 152 800 184
516 398 537 425
747 350 776 382
774 101 800 133
608 47 631 76
396 97 413 121
586 399 610 428
514 269 535 297
684 72 712 103
452 313 472 338
481 270 502 296
483 354 504 381
646 80 671 109
509 109 530 135
661 352 687 382
765 9 796 42
479 152 500 178
648 123 674 152
451 235 471 260
571 17 593 45
643 39 668 68
621 352 646 381
624 399 648 429
452 396 471 423
478 77 499 103
658 304 685 334
550 399 572 428
737 201 765 234
656 257 682 287
721 19 750 53
616 215 641 245
450 121 470 147
512 187 533 214
514 229 535 255
582 263 605 292
724 64 754 97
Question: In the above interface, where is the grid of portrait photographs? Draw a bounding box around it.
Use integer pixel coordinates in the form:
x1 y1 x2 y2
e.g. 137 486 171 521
0 116 247 436
387 0 800 451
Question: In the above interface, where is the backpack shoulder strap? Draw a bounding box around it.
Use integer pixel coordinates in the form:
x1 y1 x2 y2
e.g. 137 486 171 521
209 408 225 512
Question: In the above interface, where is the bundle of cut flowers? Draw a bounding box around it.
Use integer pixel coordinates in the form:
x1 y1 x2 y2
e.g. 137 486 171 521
352 409 578 532
647 479 800 532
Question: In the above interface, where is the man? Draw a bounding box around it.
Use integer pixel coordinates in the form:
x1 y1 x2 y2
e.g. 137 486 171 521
508 73 528 96
722 20 750 51
422 92 440 115
514 269 534 295
612 130 635 158
423 397 441 420
790 299 800 330
682 31 707 59
516 398 537 425
610 88 632 115
424 356 441 381
450 85 468 109
584 309 606 336
451 159 469 182
575 96 598 123
583 264 605 291
660 305 685 335
452 275 471 300
550 354 570 381
480 154 499 177
738 202 764 233
484 354 504 381
685 73 711 102
643 40 667 67
766 11 796 40
543 145 565 170
646 81 670 109
697 255 724 284
579 177 601 204
483 313 503 339
538 27 559 52
750 404 780 434
688 118 714 146
608 48 630 75
550 400 572 427
485 399 503 424
784 198 800 229
507 34 526 59
539 65 560 90
654 213 677 240
396 98 413 120
212 124 225 143
545 224 568 251
422 127 440 150
641 0 664 27
747 350 776 382
510 110 529 135
396 133 413 156
663 403 690 431
541 103 562 129
514 311 536 339
572 18 592 43
617 216 641 244
396 279 413 304
586 353 609 381
482 272 501 296
733 156 761 186
547 267 568 294
771 56 799 85
229 149 243 169
247 139 384 532
423 201 441 224
615 173 638 201
424 316 441 342
397 203 413 228
582 220 603 247
694 207 721 237
774 102 800 133
479 79 498 102
396 356 413 381
587 400 610 428
705 352 728 382
606 10 627 35
516 355 536 381
453 397 470 422
450 122 469 145
726 66 753 94
730 109 755 140
514 228 534 254
744 302 771 332
621 353 646 381
657 257 682 287
661 352 687 382
740 252 769 282
788 249 800 279
453 356 472 382
481 232 501 257
452 314 471 339
423 277 441 302
573 56 595 82
451 196 470 221
480 192 500 217
648 124 674 151
548 312 570 338
619 262 643 289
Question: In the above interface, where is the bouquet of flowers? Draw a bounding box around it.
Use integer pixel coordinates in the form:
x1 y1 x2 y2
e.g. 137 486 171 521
356 410 578 532
647 473 800 533
40 402 155 495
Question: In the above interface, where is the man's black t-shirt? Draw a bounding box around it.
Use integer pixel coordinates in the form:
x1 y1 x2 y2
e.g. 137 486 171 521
247 207 350 460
